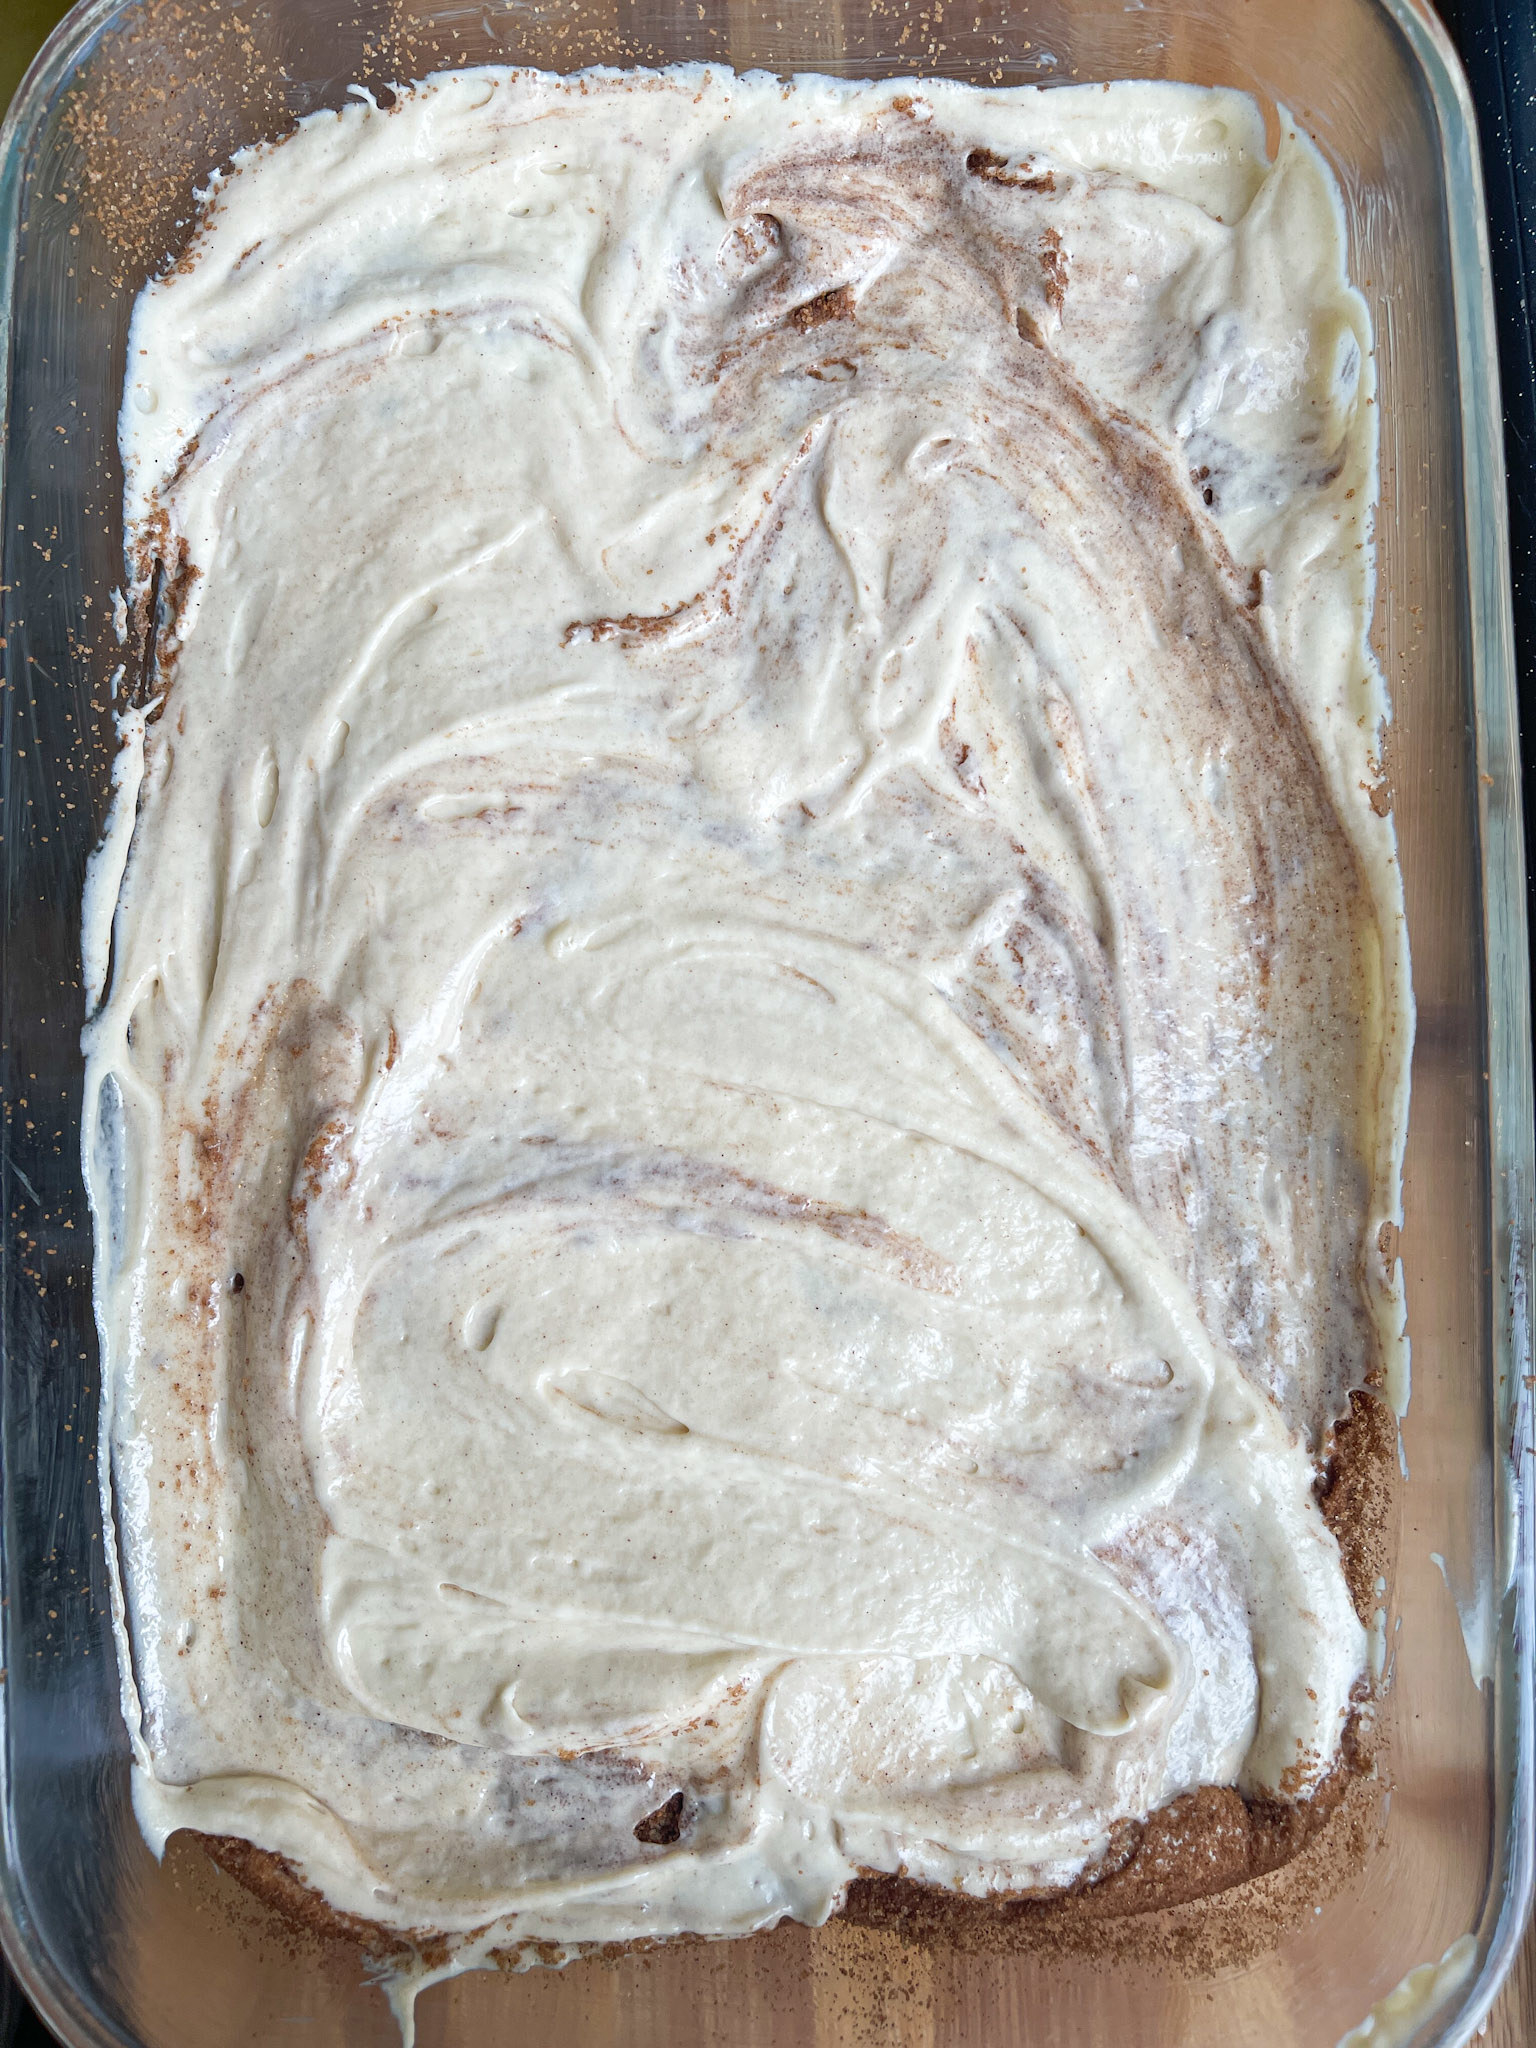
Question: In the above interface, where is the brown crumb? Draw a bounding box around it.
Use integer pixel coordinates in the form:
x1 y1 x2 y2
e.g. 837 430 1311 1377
1039 227 1068 313
790 284 856 331
966 146 1056 192
634 1790 688 1845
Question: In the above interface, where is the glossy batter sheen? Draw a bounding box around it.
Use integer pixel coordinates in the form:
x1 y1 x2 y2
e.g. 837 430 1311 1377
85 66 1411 1989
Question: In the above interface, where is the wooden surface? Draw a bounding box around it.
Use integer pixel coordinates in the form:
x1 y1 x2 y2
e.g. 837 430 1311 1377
1488 1911 1536 2047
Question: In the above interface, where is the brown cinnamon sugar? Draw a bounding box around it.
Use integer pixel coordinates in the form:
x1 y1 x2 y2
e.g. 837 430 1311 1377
56 0 709 283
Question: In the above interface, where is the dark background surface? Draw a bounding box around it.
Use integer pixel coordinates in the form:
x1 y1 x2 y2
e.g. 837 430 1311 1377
1440 0 1536 965
1 0 1534 2043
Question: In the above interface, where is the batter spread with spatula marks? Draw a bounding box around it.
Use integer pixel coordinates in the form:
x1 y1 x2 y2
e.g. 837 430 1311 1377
83 64 1410 2001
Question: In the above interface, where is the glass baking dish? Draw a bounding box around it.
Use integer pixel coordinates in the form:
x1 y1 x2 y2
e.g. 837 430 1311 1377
0 0 1529 2042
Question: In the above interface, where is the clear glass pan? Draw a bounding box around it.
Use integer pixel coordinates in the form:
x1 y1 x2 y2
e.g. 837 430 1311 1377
0 1 1530 2043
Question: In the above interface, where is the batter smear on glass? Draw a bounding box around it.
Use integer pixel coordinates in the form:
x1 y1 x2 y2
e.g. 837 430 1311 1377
84 65 1412 1997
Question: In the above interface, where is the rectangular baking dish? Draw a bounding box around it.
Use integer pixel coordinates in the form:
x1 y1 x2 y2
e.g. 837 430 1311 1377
0 0 1529 2043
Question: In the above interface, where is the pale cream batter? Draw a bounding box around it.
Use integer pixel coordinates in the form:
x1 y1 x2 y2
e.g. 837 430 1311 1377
84 65 1411 1992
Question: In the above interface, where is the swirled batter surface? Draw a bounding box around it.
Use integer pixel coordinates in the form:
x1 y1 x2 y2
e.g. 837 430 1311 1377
85 66 1411 1979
